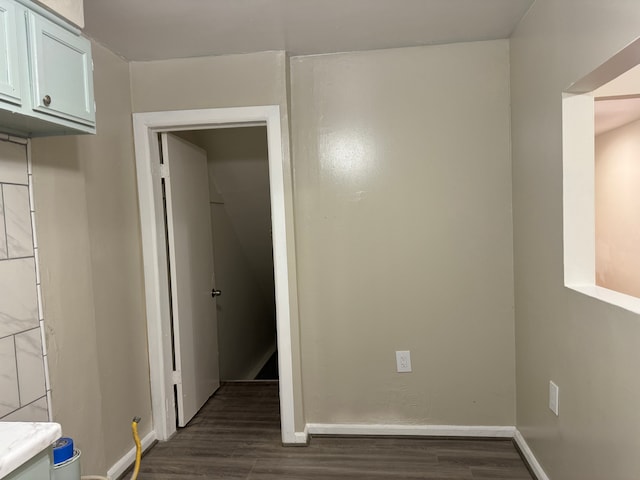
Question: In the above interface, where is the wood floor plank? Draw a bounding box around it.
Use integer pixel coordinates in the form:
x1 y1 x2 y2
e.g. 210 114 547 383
121 382 533 480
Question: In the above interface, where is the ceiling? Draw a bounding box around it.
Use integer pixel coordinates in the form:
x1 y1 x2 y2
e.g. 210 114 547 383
594 64 640 136
83 0 534 62
595 97 640 136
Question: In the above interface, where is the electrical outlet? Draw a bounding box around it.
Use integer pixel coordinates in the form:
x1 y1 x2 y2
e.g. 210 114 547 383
396 351 412 373
549 381 559 416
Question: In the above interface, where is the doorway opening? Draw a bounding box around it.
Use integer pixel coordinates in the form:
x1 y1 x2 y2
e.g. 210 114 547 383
133 106 302 444
170 126 279 382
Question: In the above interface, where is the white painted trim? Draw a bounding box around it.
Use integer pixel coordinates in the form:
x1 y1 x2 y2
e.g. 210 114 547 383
306 423 516 438
133 112 174 440
281 424 309 445
106 430 157 480
282 429 309 445
568 284 640 315
304 424 549 478
513 430 550 480
132 106 299 445
562 92 640 315
246 341 278 380
562 92 595 287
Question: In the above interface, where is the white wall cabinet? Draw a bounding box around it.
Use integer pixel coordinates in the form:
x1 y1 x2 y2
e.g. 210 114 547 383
0 0 22 107
0 0 95 137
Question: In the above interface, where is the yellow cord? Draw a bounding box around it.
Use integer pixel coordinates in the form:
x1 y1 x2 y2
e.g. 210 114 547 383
131 418 142 480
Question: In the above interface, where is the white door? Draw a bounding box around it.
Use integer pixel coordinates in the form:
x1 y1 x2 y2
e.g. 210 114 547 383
162 133 220 427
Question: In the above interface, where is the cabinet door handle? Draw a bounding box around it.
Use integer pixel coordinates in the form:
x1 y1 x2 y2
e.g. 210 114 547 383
43 95 51 106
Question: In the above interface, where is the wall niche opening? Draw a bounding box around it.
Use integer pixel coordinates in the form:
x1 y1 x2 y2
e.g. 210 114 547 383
562 37 640 312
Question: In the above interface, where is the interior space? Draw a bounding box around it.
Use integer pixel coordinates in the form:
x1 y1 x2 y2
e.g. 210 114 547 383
1 1 640 480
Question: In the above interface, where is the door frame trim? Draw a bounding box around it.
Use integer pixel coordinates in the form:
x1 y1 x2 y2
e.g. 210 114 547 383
132 106 300 442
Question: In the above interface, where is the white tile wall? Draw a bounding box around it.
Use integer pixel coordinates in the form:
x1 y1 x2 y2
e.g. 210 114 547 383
1 397 48 422
0 258 38 338
15 328 45 405
0 138 50 422
0 141 27 185
0 336 19 417
4 185 34 258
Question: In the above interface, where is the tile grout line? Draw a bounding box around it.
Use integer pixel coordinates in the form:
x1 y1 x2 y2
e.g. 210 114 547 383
0 325 41 341
0 254 35 262
0 181 30 187
9 136 27 147
0 394 48 421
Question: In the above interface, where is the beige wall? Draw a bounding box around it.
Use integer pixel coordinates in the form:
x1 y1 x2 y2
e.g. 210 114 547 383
130 50 306 429
31 41 151 475
35 0 84 27
130 51 287 113
130 44 516 430
291 40 515 425
209 203 275 380
511 1 640 478
183 127 277 380
194 127 275 305
595 118 640 298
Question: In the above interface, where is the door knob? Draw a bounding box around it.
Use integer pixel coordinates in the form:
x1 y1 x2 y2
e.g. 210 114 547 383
211 289 222 298
43 95 51 106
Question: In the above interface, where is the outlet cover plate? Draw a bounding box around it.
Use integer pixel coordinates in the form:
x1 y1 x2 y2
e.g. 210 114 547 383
396 350 412 373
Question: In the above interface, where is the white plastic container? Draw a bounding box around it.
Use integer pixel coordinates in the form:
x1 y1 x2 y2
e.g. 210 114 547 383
51 449 81 480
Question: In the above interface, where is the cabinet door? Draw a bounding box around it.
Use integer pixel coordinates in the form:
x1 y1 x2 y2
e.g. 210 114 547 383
0 0 21 106
26 10 95 126
4 448 52 480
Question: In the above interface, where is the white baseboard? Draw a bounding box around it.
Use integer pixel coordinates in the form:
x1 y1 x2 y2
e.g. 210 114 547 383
306 424 547 479
282 424 309 445
106 430 157 480
306 423 516 438
246 341 277 380
513 430 550 480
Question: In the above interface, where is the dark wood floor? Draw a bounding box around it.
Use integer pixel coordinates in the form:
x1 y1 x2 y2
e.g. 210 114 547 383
123 382 534 479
